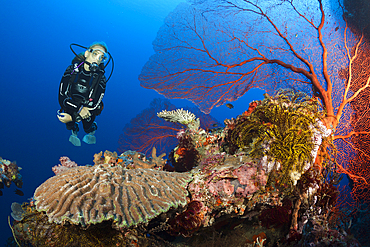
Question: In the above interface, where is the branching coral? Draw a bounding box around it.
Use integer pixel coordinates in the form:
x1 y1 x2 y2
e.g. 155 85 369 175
123 147 167 169
93 150 119 165
157 108 199 129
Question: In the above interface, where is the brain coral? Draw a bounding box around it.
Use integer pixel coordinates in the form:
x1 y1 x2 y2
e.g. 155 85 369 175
34 164 192 228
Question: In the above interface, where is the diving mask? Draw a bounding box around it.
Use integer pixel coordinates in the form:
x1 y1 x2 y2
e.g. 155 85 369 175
89 48 109 63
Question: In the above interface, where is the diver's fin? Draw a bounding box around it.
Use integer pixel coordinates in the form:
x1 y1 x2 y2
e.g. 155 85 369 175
83 131 96 144
69 130 81 146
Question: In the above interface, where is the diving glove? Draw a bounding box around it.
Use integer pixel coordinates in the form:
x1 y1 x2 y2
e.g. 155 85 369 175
69 130 81 146
83 131 96 144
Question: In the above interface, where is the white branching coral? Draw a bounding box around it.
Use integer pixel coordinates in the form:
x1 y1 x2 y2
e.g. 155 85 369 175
157 108 197 125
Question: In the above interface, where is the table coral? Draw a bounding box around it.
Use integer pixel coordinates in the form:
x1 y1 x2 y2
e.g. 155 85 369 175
34 163 192 228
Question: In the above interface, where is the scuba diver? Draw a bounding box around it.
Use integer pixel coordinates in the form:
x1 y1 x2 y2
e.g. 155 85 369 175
57 42 114 146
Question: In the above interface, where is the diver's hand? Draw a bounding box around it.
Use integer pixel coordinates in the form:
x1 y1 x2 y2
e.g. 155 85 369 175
79 107 92 119
57 113 73 123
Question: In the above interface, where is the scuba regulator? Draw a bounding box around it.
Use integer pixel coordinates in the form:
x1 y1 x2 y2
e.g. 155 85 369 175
69 43 114 82
85 60 100 72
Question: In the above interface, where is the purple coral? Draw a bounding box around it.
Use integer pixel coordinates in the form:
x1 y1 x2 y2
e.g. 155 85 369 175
203 163 267 198
188 160 269 226
232 164 267 197
209 179 234 196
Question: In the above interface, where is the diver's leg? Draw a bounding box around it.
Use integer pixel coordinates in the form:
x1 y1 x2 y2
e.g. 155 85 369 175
66 122 81 146
82 116 97 144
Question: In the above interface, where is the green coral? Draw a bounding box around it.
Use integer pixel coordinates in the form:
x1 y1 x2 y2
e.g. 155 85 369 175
230 89 322 188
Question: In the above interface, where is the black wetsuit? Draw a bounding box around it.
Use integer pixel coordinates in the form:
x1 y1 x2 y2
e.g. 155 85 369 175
58 62 106 133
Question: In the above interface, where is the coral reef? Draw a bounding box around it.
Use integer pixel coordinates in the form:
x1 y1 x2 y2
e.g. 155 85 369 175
0 157 22 195
34 161 192 228
12 90 361 246
158 90 353 245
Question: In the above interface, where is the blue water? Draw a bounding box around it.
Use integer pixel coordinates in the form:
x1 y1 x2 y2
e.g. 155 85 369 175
0 1 263 244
